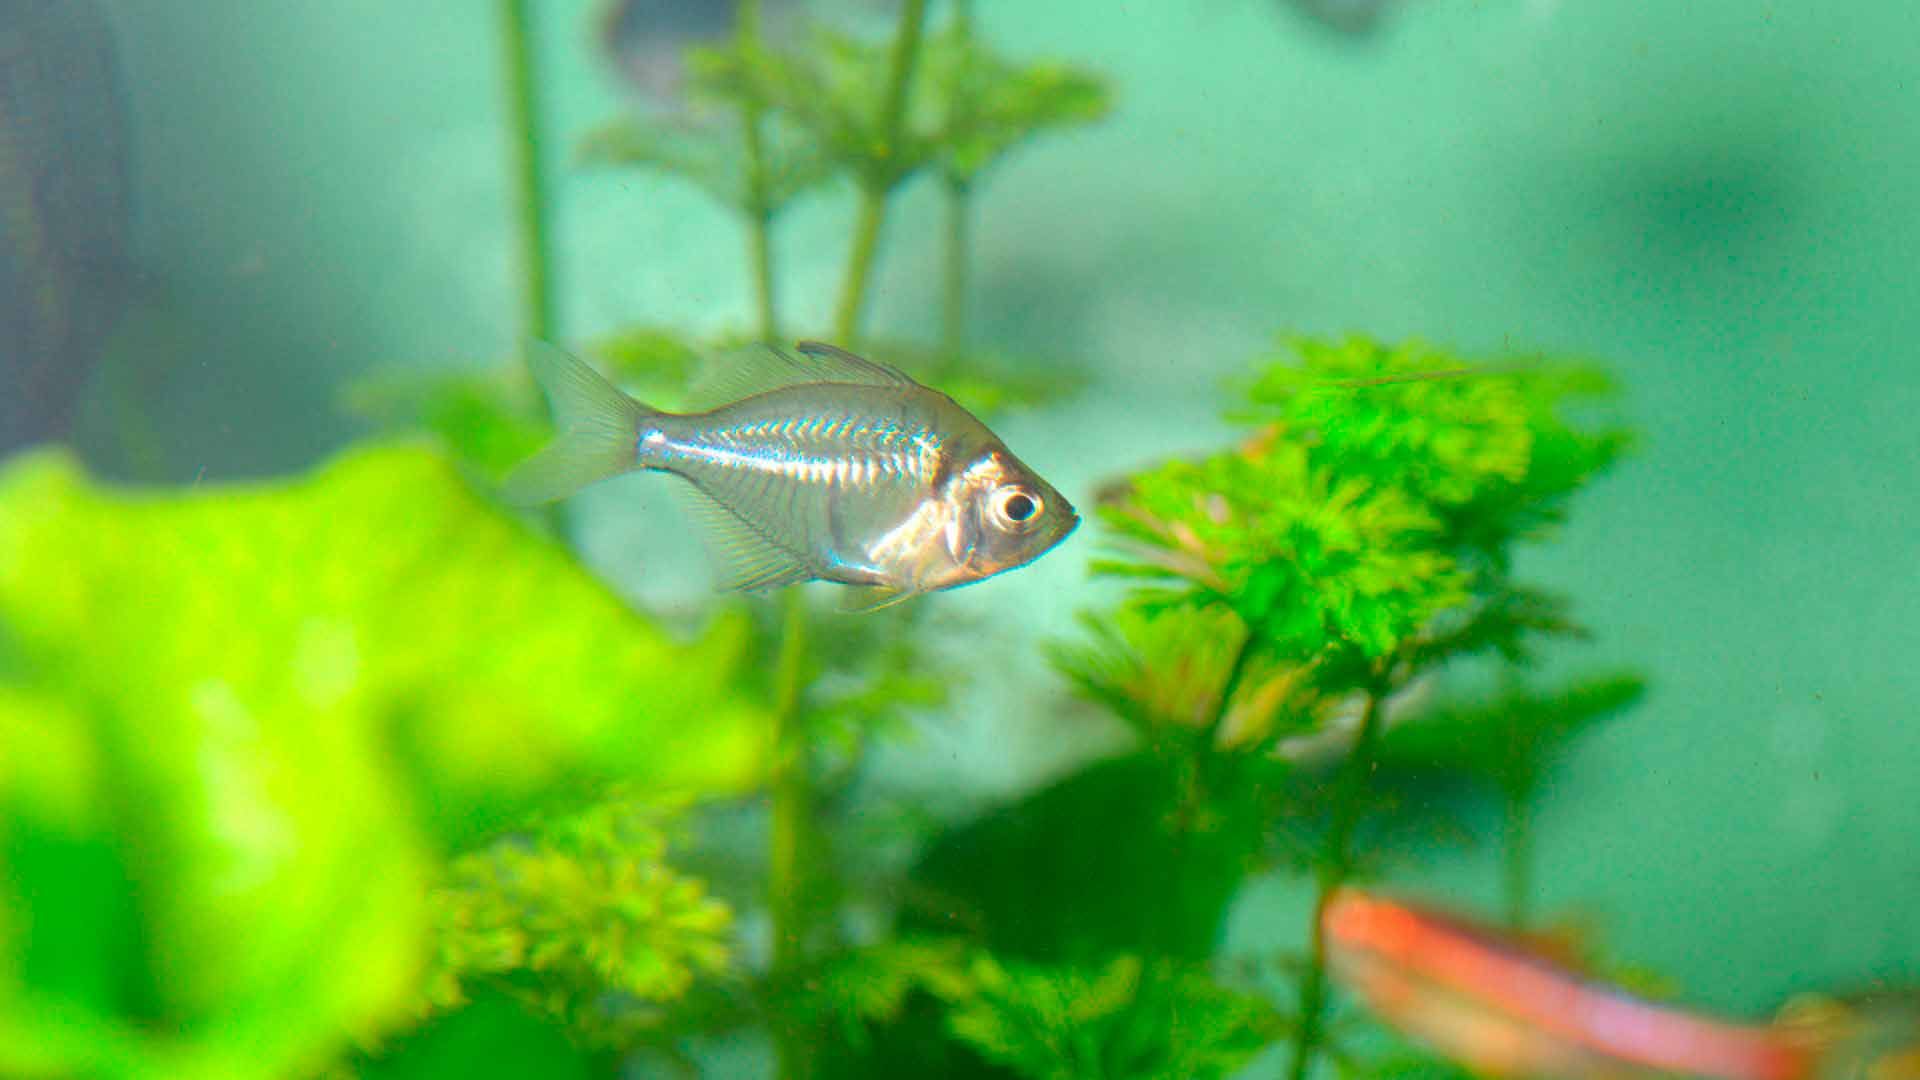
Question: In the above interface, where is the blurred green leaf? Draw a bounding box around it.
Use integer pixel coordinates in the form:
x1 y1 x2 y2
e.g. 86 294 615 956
579 109 837 216
0 443 768 1076
342 328 704 480
692 32 936 193
584 324 706 402
902 755 1262 965
1375 674 1647 799
343 367 545 481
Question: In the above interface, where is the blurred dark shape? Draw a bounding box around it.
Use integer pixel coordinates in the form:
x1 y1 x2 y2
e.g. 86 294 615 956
1777 990 1920 1080
1281 0 1398 36
599 0 744 101
0 0 131 455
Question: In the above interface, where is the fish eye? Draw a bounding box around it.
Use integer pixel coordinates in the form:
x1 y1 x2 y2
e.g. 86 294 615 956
997 488 1040 524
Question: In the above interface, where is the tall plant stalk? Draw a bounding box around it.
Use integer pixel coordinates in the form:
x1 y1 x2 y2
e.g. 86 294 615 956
1288 680 1388 1080
496 0 554 348
1160 626 1258 956
831 0 930 343
738 0 779 342
942 183 971 354
940 0 977 355
767 587 815 1080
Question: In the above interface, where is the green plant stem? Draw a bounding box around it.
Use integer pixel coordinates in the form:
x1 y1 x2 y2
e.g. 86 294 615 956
1158 625 1256 957
738 0 780 342
940 0 976 355
1288 682 1388 1080
748 204 779 343
830 0 930 343
834 195 887 342
496 0 553 347
1502 788 1533 930
941 180 971 355
768 588 815 1080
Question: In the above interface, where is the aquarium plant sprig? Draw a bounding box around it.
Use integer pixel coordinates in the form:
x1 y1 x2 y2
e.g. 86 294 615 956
1055 335 1632 1080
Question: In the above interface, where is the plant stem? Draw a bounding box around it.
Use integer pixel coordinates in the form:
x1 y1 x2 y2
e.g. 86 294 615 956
830 0 929 344
1502 788 1534 930
496 0 553 348
834 195 887 343
1288 681 1388 1080
1158 624 1257 957
940 0 976 355
768 588 814 1080
738 0 780 342
748 205 779 343
941 181 971 356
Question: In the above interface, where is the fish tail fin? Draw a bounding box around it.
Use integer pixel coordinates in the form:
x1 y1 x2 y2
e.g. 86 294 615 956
500 340 658 506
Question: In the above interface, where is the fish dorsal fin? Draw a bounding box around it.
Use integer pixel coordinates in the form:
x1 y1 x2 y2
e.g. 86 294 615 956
793 341 916 386
675 485 815 592
685 341 914 411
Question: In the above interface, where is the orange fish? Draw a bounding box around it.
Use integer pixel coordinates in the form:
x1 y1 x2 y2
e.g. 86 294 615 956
1322 888 1815 1080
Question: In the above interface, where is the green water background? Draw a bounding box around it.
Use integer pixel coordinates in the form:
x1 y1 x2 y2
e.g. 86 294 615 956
93 0 1918 1022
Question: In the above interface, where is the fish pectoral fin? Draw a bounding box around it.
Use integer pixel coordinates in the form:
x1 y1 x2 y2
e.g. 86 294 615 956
676 486 814 592
835 584 915 614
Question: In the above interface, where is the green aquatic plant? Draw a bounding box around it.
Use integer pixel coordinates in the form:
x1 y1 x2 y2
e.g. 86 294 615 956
2 3 1669 1077
0 444 766 1078
416 796 732 1045
839 334 1638 1079
1096 337 1632 1080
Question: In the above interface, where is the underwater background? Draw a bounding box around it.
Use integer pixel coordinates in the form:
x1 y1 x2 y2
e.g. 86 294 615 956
5 0 1918 1077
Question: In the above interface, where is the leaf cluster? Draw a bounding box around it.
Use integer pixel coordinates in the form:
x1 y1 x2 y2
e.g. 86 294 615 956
1095 436 1466 661
1087 334 1632 711
417 797 732 1047
584 18 1111 215
1241 336 1632 569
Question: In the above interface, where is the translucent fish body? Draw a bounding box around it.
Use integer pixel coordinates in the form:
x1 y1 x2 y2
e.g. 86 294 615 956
502 340 1078 603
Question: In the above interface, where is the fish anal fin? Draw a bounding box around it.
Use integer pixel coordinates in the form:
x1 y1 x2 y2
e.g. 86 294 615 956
676 485 814 592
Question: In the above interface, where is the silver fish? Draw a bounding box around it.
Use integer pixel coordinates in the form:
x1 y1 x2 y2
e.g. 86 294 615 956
503 340 1078 606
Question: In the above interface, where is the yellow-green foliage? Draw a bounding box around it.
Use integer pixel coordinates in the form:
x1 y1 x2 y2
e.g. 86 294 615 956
0 443 767 1078
419 797 732 1046
1093 336 1630 671
1096 436 1467 660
